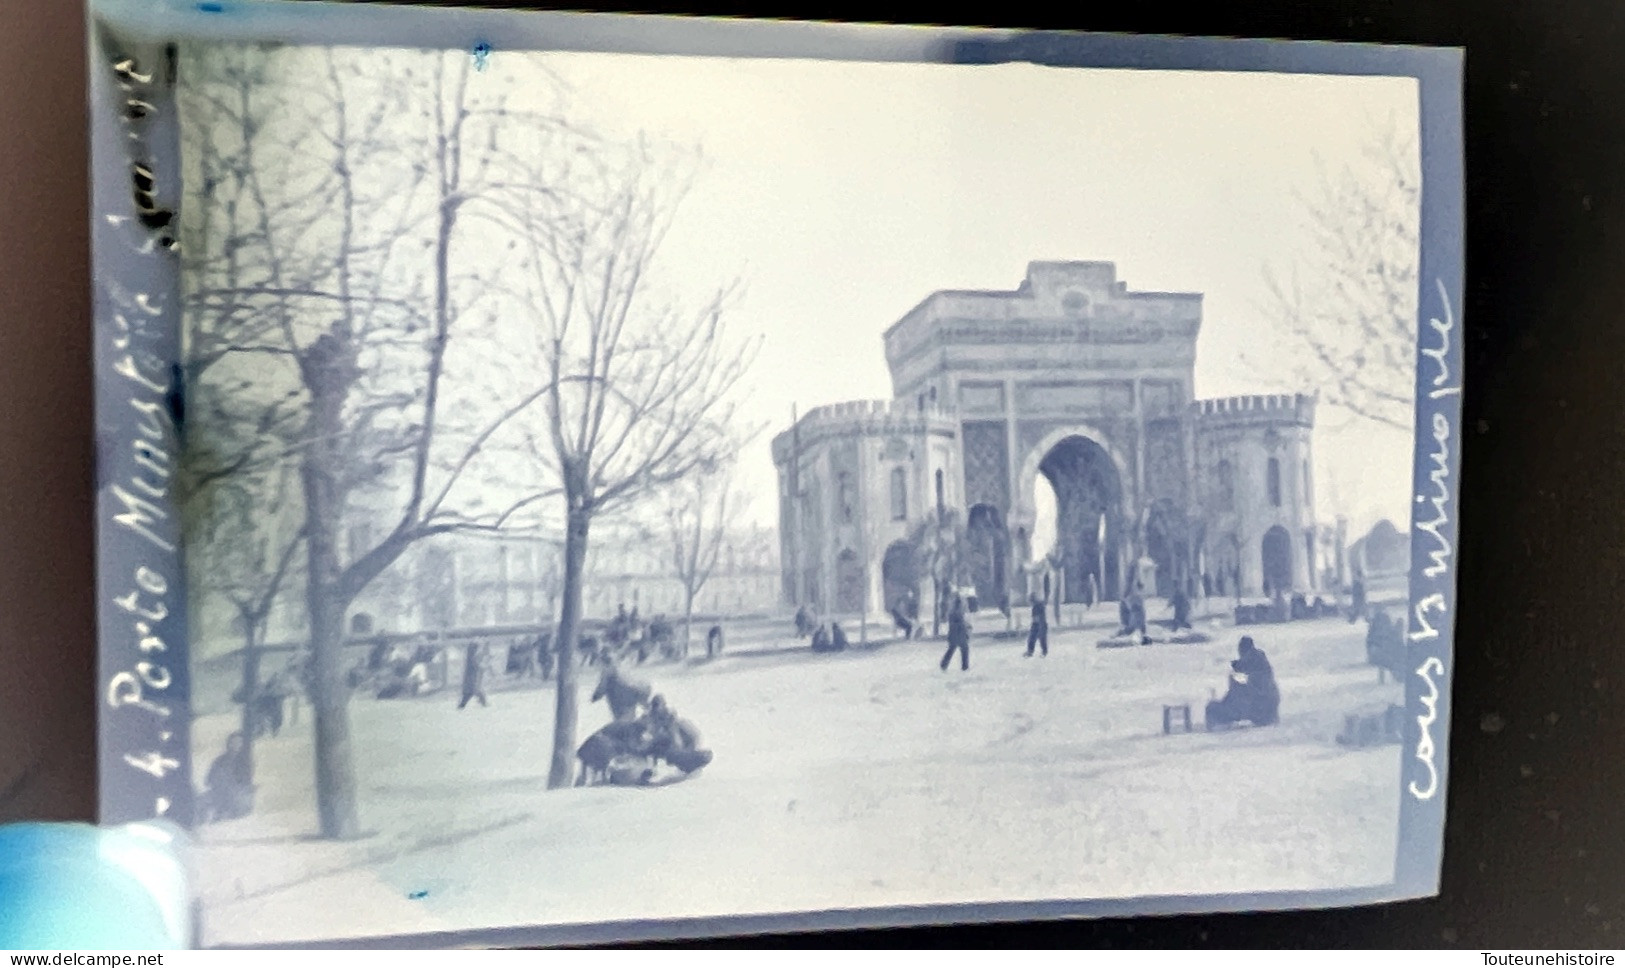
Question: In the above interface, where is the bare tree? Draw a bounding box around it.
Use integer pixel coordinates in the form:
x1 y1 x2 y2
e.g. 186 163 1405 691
190 462 305 773
178 43 318 778
661 466 733 657
493 135 762 790
1250 117 1421 434
179 45 566 839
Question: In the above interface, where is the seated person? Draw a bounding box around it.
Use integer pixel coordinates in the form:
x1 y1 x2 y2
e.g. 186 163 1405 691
641 695 713 775
1365 608 1406 676
1205 636 1281 729
830 622 851 651
199 732 254 824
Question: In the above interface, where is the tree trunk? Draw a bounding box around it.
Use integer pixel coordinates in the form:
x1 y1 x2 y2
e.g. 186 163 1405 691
301 377 361 840
238 619 262 774
547 504 591 789
682 587 695 659
932 577 942 638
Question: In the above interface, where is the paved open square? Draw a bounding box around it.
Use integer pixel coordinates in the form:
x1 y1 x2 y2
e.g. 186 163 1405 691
192 615 1403 947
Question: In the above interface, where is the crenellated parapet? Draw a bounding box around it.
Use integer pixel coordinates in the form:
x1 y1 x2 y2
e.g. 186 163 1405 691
770 399 958 464
1191 393 1316 431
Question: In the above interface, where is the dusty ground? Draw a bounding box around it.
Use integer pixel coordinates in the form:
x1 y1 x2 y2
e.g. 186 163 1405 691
190 613 1404 947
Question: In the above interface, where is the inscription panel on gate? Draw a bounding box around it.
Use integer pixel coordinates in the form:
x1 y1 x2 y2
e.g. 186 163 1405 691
958 381 1006 416
1016 381 1135 416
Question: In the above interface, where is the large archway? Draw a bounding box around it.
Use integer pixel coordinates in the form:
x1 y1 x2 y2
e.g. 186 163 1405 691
1261 525 1293 596
966 503 1008 612
1039 435 1125 603
881 540 919 615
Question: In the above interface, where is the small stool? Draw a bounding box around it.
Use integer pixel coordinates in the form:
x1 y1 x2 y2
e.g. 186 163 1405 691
1162 703 1194 735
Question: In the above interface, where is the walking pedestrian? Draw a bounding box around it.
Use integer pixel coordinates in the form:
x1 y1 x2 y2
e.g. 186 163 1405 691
1171 586 1193 632
1025 593 1049 658
458 642 490 709
940 595 971 672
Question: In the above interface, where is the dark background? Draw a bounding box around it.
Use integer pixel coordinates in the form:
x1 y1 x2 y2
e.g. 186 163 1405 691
4 0 1619 949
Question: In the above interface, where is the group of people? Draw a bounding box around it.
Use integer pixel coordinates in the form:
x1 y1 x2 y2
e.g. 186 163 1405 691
602 604 725 664
604 604 658 662
1233 588 1343 626
794 606 860 654
353 638 441 700
199 654 312 824
576 662 714 786
230 657 306 740
941 584 1282 732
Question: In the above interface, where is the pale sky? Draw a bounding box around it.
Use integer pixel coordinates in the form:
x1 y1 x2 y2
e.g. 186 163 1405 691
481 53 1421 540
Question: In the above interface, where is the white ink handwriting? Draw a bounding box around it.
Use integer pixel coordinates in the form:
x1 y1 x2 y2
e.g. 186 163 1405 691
1409 656 1446 801
1409 592 1447 643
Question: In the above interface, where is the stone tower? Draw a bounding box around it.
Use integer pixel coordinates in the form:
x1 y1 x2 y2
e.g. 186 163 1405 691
1192 393 1318 598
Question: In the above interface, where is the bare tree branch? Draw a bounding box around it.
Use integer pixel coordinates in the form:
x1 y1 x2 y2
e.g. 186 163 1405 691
1246 115 1421 435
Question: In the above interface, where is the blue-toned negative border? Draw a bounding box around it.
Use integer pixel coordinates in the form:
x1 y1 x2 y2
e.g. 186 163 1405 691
87 0 1464 948
92 18 194 830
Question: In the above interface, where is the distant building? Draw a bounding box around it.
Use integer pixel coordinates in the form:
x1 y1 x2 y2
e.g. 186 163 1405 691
773 260 1324 619
192 515 779 659
1349 518 1410 578
340 522 782 638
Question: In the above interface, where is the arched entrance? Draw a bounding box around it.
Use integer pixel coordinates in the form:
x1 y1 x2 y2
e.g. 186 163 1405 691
881 540 919 615
835 549 865 613
1261 525 1293 596
966 503 1008 611
1038 435 1125 602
